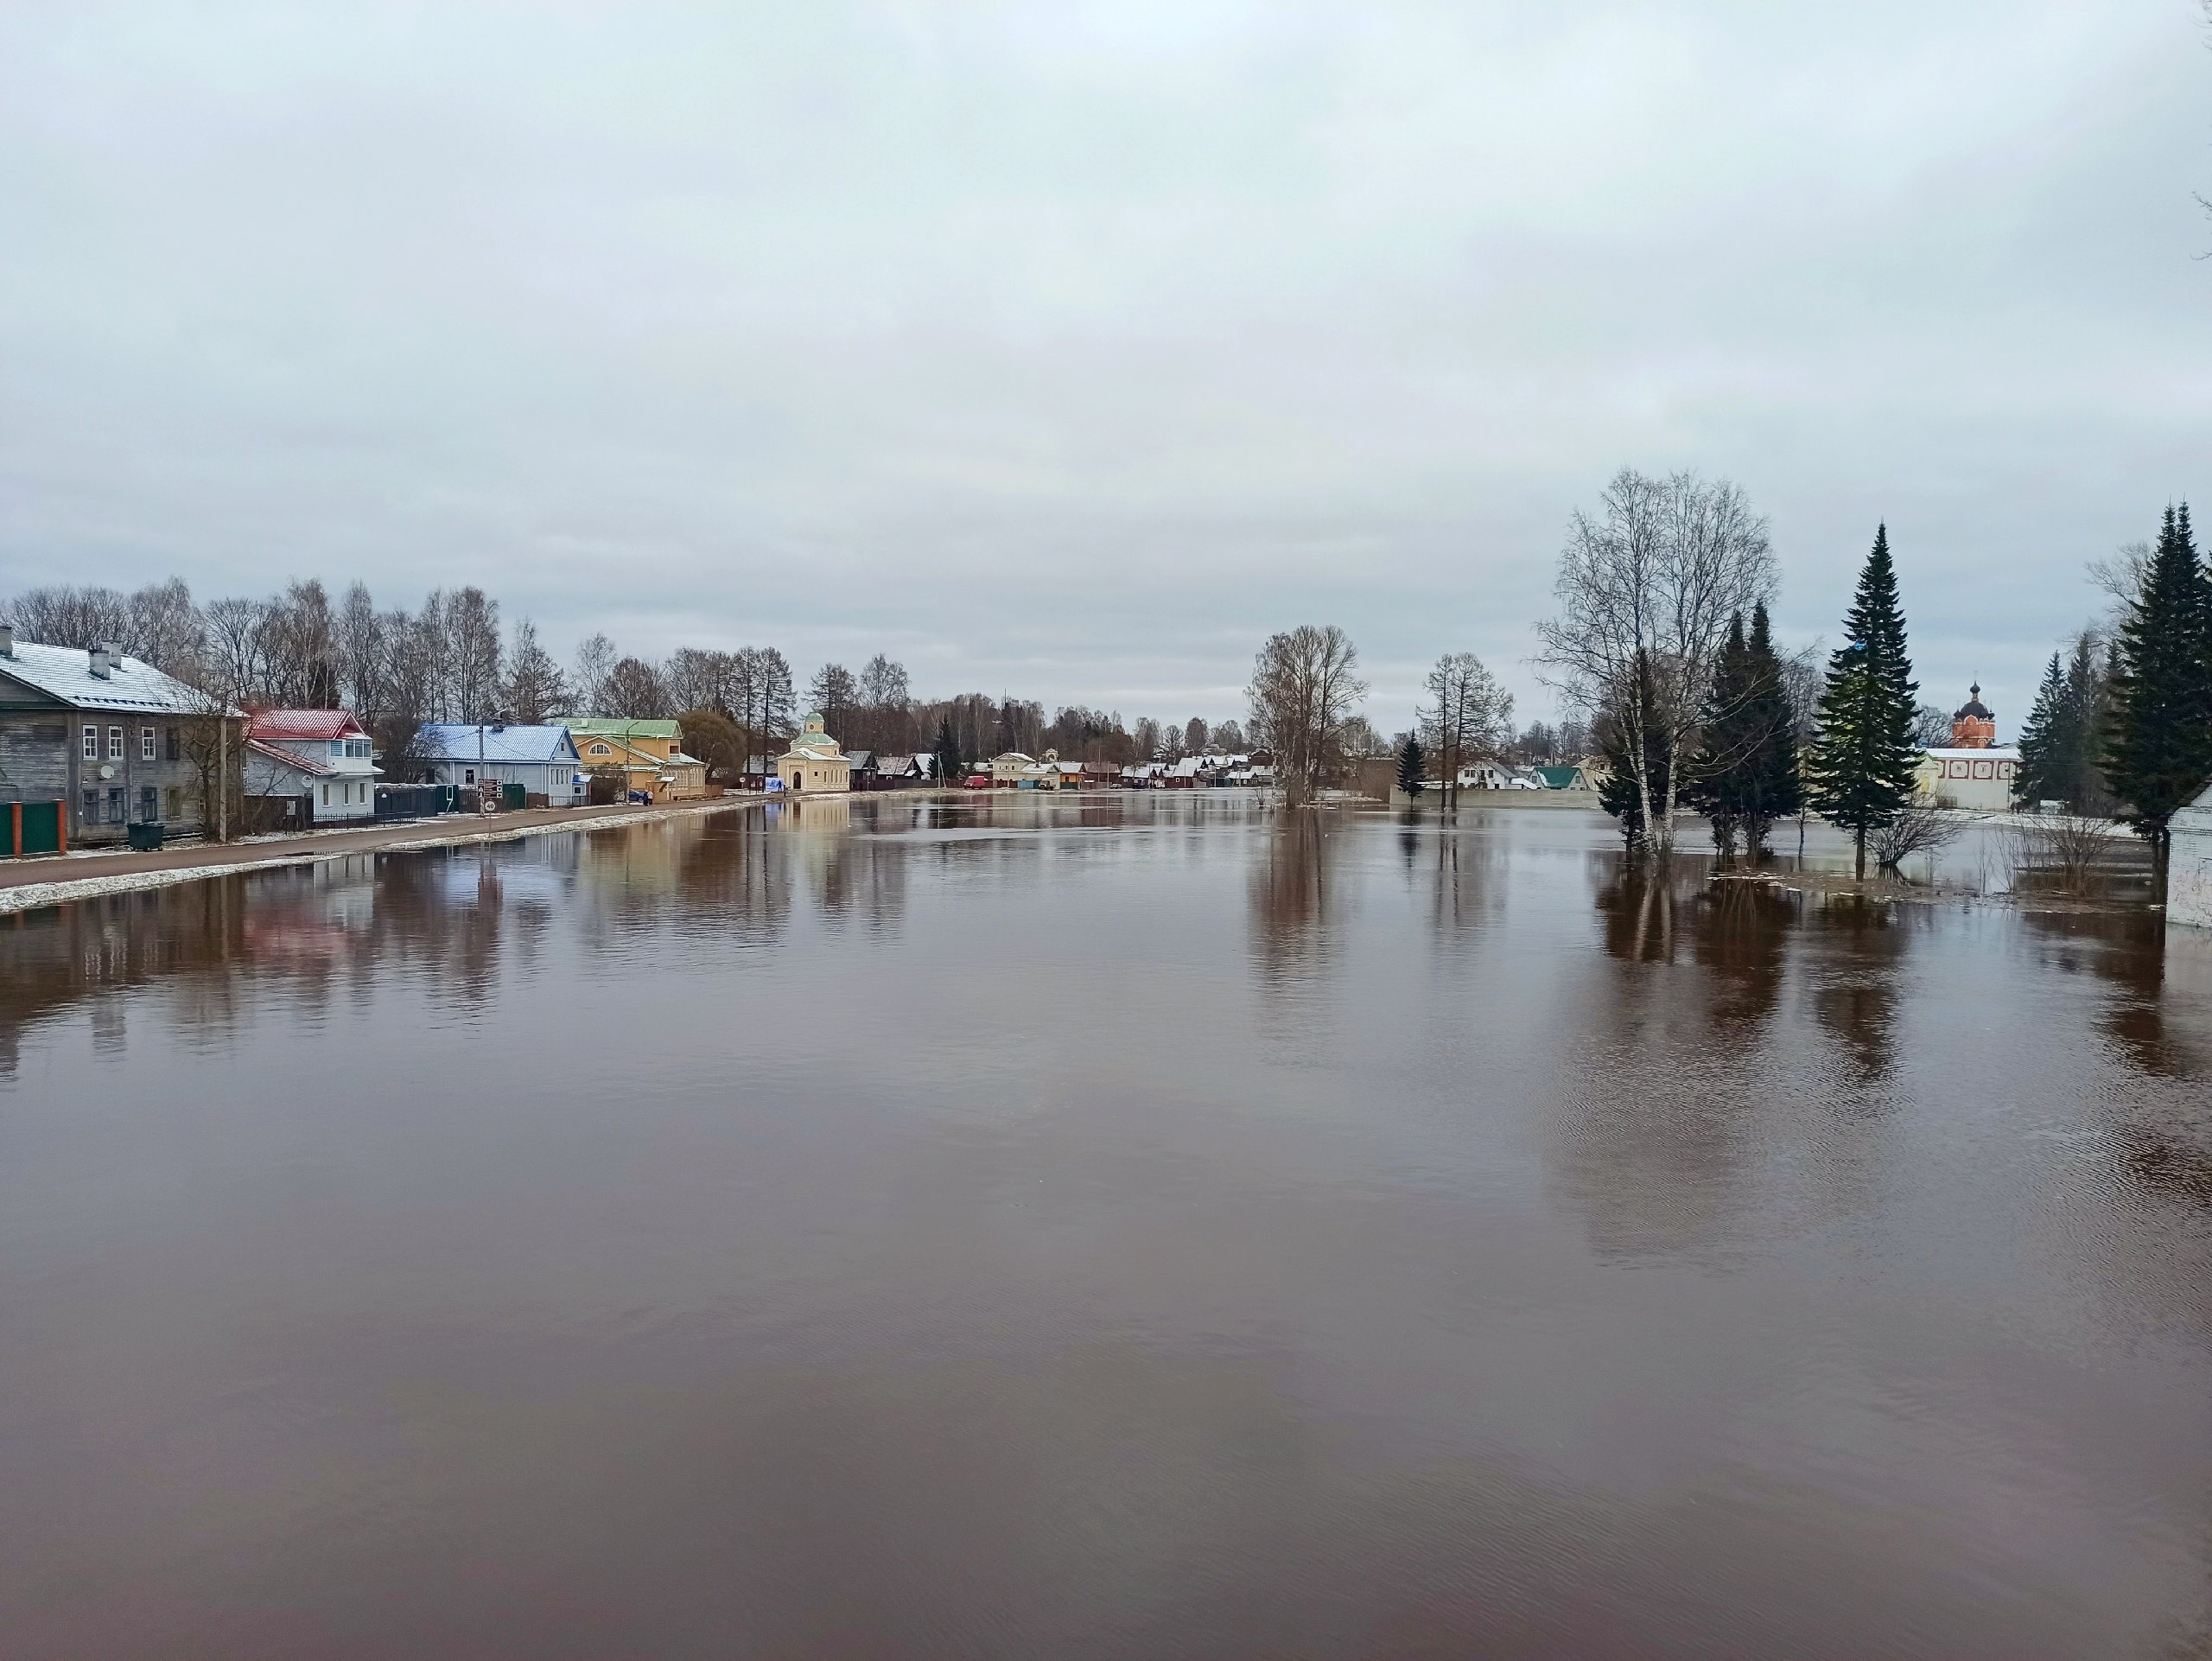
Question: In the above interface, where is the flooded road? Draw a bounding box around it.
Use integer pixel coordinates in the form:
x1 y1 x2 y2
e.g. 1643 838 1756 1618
3 794 2208 1658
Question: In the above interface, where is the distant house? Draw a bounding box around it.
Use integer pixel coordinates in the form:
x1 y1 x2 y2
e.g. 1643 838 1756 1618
988 750 1036 786
2172 780 2212 928
0 627 238 845
1532 764 1593 791
244 709 382 824
777 711 851 794
842 750 879 790
1457 762 1535 791
1915 749 2020 811
1054 759 1086 789
1915 684 2020 811
871 754 932 787
566 718 707 799
411 724 583 804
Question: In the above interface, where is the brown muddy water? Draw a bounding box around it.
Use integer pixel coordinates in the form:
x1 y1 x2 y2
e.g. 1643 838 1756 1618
2 794 2208 1659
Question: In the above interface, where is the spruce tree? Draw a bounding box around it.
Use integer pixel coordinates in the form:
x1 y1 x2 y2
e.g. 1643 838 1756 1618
2015 652 2069 808
932 718 963 788
1808 525 1922 880
1684 612 1753 860
1739 602 1802 854
1396 734 1427 797
2104 502 2212 894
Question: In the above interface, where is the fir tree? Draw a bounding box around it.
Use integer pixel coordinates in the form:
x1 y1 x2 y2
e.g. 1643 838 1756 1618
2104 502 2212 894
2015 652 2069 808
1684 612 1753 860
932 718 963 789
1808 525 1922 880
1738 602 1802 854
1396 734 1427 797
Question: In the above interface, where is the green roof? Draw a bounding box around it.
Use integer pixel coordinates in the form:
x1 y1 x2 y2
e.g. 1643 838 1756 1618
568 718 681 739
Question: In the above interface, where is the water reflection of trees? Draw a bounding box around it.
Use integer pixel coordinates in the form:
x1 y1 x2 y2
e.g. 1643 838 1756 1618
1807 896 1916 1084
1249 814 1341 990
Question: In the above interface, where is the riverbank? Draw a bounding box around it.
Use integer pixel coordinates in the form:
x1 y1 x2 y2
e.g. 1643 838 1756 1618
0 795 766 915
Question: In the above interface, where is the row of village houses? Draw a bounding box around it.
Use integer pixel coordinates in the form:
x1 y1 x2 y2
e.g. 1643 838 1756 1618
0 623 2043 853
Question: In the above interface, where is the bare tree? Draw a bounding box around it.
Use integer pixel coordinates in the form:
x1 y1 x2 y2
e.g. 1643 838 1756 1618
4 584 133 648
601 656 670 718
1248 625 1369 806
1536 468 1776 855
664 647 737 716
1211 717 1245 751
1913 703 1954 748
1421 651 1514 810
1870 800 1965 875
1184 716 1209 754
570 632 617 716
503 618 568 725
1132 716 1162 761
443 587 502 722
127 579 203 674
808 662 859 735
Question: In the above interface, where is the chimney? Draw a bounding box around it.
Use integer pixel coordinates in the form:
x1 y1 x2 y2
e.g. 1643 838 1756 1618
88 643 111 679
0 621 13 659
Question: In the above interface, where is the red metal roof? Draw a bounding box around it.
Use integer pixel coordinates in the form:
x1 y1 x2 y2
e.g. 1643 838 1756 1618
247 709 367 741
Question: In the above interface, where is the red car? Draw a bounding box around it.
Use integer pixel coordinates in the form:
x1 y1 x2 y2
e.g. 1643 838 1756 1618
962 773 993 790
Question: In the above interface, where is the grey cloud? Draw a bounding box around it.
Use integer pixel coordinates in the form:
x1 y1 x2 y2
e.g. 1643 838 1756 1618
2 1 2204 733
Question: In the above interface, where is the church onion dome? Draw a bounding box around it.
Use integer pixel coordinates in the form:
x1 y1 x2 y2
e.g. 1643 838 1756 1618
1954 682 1993 721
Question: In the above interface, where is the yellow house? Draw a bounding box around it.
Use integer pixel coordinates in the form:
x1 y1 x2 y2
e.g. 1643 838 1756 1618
777 711 851 794
568 719 709 799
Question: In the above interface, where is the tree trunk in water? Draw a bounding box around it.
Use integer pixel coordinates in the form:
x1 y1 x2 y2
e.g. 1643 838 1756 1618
2152 830 2169 907
1854 824 1866 881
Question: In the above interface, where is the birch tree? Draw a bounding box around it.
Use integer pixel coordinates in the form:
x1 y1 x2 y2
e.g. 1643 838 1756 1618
1536 468 1775 856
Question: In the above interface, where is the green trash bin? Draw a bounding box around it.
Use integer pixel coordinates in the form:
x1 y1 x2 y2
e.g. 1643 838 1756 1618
501 782 527 811
126 821 167 852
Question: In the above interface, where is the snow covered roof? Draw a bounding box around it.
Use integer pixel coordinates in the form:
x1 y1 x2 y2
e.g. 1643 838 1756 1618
248 709 367 741
0 639 229 716
412 723 580 763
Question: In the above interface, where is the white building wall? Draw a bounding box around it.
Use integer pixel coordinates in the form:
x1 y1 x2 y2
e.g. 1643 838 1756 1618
2171 792 2212 928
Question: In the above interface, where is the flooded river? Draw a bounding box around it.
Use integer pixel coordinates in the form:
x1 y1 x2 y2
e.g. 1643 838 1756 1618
3 795 2208 1658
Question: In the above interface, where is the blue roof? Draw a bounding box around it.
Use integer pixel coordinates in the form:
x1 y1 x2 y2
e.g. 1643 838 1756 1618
413 723 579 764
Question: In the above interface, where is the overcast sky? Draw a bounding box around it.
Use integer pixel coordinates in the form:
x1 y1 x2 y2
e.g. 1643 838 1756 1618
3 3 2208 735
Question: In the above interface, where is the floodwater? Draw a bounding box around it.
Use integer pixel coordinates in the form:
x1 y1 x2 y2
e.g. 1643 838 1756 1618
3 794 2208 1660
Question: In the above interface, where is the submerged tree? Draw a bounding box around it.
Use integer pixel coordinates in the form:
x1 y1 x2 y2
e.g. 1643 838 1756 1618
1807 525 1923 881
1685 602 1801 861
1596 652 1673 851
1537 468 1776 856
1248 625 1369 807
2103 503 2212 897
1421 651 1512 811
1396 734 1427 798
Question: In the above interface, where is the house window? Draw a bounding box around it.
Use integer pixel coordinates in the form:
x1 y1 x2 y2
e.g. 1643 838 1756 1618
463 768 476 785
107 727 124 760
165 727 181 761
321 783 331 805
81 789 99 825
139 785 157 823
83 725 98 760
106 786 124 822
140 727 156 760
165 786 182 819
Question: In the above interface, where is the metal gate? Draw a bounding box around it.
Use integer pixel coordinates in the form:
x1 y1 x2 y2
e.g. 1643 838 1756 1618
8 801 64 856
